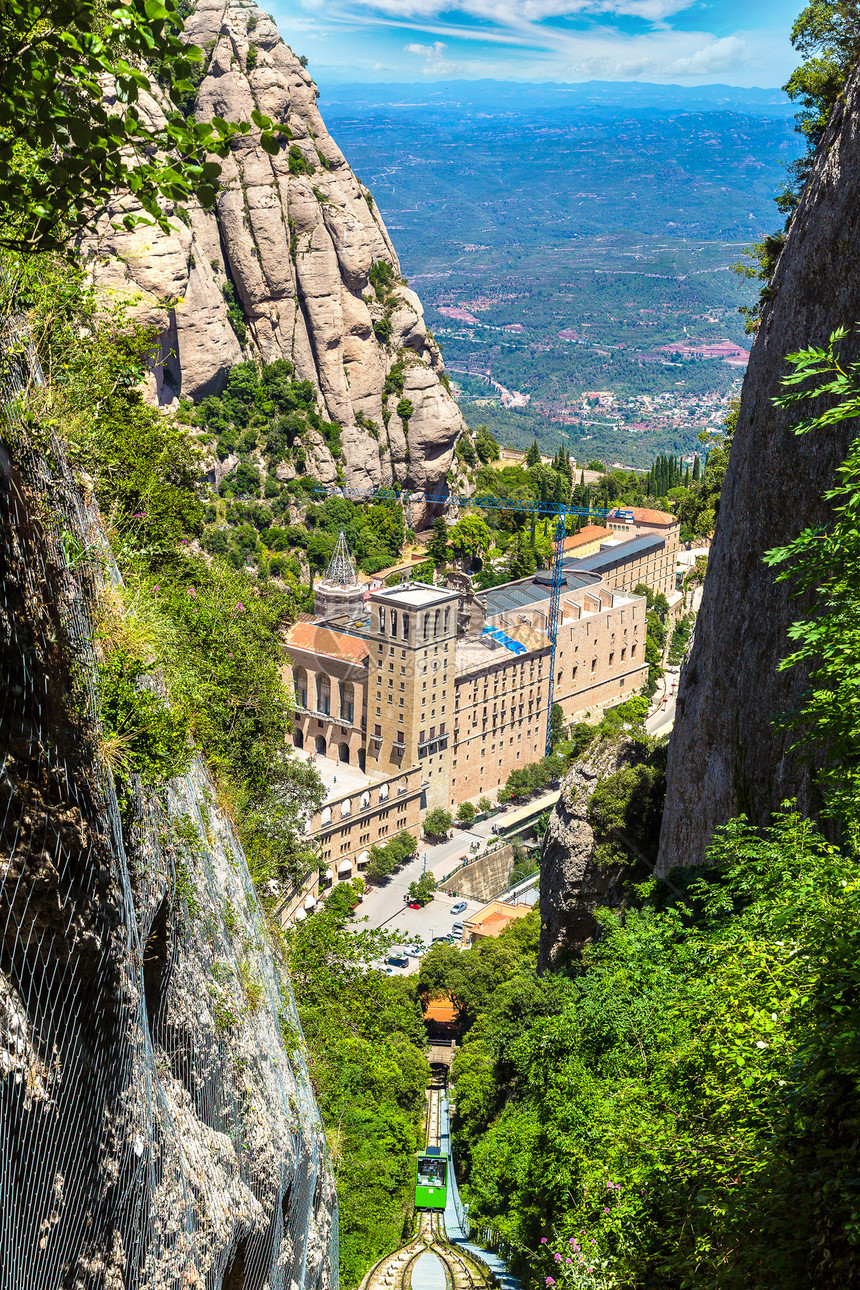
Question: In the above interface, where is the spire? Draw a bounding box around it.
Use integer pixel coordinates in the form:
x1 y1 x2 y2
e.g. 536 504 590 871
325 529 358 586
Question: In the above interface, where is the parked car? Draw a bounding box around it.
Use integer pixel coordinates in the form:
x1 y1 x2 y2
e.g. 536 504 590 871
407 900 421 910
432 935 449 944
451 922 464 938
451 901 467 915
403 944 420 958
386 953 409 968
381 966 397 975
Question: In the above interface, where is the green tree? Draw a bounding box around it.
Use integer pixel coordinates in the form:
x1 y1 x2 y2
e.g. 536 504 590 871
456 801 477 827
549 702 566 750
0 0 281 252
526 440 540 467
424 808 453 839
474 425 500 463
408 871 436 905
428 516 449 566
448 514 492 563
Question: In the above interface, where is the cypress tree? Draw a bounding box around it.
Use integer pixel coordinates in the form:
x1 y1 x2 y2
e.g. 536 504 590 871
692 454 701 481
526 440 540 467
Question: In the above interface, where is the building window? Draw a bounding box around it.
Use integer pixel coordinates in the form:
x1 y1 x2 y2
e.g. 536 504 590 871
621 647 626 661
374 723 381 737
608 652 614 666
631 643 637 657
591 658 597 671
379 607 386 634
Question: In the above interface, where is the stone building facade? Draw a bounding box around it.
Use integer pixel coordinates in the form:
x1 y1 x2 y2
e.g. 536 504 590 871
284 539 649 886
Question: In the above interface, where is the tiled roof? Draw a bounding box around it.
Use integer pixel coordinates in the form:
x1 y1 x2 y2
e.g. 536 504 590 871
610 506 677 526
561 524 611 551
285 621 369 664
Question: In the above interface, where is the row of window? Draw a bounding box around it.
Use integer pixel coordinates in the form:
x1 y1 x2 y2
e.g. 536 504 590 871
377 605 452 640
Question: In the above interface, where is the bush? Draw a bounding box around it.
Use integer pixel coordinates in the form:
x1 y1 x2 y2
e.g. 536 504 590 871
408 872 436 906
365 829 417 883
98 651 191 789
456 801 476 827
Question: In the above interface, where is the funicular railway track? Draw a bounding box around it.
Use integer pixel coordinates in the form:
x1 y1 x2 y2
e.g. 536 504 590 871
360 1077 493 1290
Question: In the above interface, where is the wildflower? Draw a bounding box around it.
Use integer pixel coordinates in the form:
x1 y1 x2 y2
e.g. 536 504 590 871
540 1239 547 1245
554 1254 561 1262
566 1260 572 1266
152 585 159 593
187 587 196 598
603 1208 610 1214
546 1279 555 1286
235 602 245 612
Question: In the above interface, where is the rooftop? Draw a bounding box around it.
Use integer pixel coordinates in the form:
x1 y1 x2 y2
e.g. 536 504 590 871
561 524 612 552
292 749 384 804
609 506 677 526
372 581 456 607
571 533 665 573
285 621 370 664
479 569 597 617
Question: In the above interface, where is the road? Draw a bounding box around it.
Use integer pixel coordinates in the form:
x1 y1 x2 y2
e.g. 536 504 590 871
646 671 678 738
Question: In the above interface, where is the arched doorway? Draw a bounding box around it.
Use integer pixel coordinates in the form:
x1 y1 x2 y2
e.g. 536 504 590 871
293 729 304 749
338 742 350 764
357 748 366 772
315 734 326 756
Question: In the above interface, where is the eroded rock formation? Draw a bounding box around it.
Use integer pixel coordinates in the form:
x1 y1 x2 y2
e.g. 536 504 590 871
0 421 336 1286
538 738 639 971
87 0 464 495
658 61 860 873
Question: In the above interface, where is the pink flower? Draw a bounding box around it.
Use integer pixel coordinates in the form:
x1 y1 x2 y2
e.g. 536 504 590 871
554 1254 561 1262
545 1279 555 1286
603 1208 610 1214
187 587 196 598
152 585 159 593
234 601 245 613
540 1239 547 1245
565 1260 572 1266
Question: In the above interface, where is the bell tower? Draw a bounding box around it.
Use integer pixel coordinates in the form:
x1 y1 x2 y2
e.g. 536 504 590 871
314 530 366 622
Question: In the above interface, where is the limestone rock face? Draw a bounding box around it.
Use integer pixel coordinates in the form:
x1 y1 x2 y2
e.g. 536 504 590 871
89 0 464 497
658 62 860 872
538 739 638 972
0 423 337 1287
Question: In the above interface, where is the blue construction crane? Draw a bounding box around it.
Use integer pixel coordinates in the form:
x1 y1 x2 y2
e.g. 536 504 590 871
313 485 632 754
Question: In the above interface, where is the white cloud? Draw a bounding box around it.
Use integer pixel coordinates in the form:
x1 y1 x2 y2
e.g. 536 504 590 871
662 35 747 76
405 39 467 72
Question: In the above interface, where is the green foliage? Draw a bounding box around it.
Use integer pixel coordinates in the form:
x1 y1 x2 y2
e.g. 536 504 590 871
288 144 315 176
474 424 501 463
98 650 191 786
456 801 477 826
408 871 436 905
286 894 428 1286
15 257 323 892
365 829 417 884
586 750 666 869
549 702 566 751
448 514 493 562
423 808 453 838
764 326 860 830
478 796 493 813
456 810 860 1290
667 613 693 664
501 752 566 802
428 517 449 565
0 0 245 253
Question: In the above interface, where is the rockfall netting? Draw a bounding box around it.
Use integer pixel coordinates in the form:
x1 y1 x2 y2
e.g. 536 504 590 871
0 327 338 1287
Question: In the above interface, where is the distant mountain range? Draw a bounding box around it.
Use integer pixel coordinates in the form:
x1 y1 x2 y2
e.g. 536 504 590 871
320 79 796 118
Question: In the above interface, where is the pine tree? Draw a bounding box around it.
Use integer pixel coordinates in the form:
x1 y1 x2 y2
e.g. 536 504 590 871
527 440 540 467
692 454 701 482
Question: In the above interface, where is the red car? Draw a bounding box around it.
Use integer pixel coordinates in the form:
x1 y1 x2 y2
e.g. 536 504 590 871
407 900 421 910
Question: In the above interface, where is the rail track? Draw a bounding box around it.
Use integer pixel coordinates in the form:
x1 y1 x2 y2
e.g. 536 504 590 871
360 1085 492 1290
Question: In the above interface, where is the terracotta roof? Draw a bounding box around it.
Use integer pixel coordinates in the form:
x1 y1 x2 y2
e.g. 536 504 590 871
285 621 369 664
611 507 677 526
561 524 611 552
425 998 458 1023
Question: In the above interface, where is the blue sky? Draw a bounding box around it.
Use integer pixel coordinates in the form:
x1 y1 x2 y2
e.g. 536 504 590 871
271 0 803 87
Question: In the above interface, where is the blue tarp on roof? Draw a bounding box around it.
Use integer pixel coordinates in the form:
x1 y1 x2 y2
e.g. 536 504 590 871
482 626 528 655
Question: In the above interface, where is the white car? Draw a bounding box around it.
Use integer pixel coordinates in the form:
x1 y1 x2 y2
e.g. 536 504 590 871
403 944 421 958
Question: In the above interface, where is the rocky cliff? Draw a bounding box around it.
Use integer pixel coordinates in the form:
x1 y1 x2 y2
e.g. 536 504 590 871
658 61 860 872
0 389 336 1285
538 739 639 971
87 0 464 496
